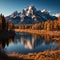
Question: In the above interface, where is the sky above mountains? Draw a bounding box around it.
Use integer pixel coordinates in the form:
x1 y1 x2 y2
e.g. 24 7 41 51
0 0 60 16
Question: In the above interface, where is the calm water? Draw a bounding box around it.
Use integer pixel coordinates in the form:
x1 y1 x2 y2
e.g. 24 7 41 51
4 32 59 54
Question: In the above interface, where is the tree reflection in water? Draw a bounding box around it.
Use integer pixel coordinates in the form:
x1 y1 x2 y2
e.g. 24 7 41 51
0 30 15 48
5 33 59 54
0 31 15 60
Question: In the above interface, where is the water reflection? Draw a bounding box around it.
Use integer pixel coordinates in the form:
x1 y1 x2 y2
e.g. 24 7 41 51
4 33 59 54
0 30 15 49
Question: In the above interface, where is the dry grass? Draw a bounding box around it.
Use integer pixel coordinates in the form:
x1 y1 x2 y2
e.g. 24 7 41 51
7 50 60 60
14 29 60 36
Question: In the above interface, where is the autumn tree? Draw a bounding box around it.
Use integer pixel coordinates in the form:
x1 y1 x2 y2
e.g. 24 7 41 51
2 15 8 31
57 16 60 30
53 20 58 31
0 14 2 31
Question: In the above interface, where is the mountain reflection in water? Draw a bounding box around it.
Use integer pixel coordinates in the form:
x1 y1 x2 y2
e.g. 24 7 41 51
4 33 59 54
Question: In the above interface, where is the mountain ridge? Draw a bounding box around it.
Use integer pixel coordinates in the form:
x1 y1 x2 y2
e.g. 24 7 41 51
6 5 57 24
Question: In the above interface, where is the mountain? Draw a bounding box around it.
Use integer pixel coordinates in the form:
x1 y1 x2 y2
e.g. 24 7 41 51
6 5 57 24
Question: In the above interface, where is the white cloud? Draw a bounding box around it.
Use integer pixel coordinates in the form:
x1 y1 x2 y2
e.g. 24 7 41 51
53 13 60 17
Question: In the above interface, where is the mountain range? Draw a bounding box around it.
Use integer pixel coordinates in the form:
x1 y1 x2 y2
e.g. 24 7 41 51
6 5 57 24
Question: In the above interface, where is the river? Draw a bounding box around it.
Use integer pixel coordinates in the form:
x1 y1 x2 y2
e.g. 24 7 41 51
4 32 59 54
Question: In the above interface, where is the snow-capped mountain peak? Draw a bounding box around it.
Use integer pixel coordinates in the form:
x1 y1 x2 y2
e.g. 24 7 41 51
24 5 37 16
10 11 18 17
41 9 49 14
28 5 36 11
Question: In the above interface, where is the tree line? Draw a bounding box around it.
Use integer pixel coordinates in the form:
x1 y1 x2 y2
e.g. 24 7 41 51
0 14 14 31
32 16 60 31
17 16 60 31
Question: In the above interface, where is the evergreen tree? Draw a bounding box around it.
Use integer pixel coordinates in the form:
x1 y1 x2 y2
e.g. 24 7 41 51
2 15 6 30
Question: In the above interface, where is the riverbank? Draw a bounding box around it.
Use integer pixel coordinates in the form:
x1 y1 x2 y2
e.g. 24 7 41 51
6 50 60 60
14 29 60 36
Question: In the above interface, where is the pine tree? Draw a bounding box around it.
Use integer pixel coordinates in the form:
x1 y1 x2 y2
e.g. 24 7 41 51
2 15 7 30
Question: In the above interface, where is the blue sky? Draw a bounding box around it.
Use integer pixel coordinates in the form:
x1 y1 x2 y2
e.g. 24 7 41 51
0 0 60 16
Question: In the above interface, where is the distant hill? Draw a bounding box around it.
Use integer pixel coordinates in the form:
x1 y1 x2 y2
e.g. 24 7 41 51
6 5 57 24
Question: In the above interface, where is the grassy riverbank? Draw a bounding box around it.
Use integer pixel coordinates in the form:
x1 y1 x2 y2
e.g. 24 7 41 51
0 50 60 60
6 50 60 60
14 29 60 36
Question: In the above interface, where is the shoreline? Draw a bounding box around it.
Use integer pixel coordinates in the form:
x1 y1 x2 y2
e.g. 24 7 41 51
7 50 60 60
14 29 60 46
14 29 60 36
